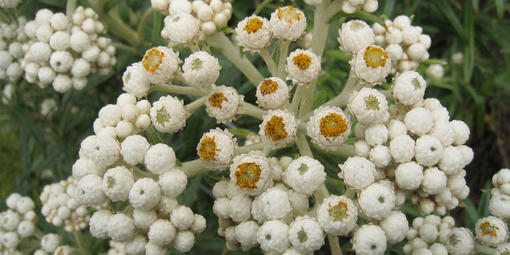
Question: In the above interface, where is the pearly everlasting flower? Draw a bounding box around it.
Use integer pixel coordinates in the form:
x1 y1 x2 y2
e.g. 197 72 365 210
120 135 150 165
122 62 151 98
358 182 395 220
338 20 375 54
475 216 508 246
288 217 325 253
283 156 326 195
205 85 243 123
235 221 259 249
259 188 292 220
129 178 161 210
78 135 120 168
174 231 195 252
255 77 290 109
269 6 306 41
182 51 221 89
307 106 351 150
141 47 179 84
89 210 111 239
150 95 186 133
161 13 200 44
259 109 297 148
197 128 237 170
415 135 443 167
229 151 272 195
349 87 389 125
257 220 290 254
107 213 136 242
286 49 321 85
159 169 187 198
144 143 176 175
445 227 475 255
389 134 415 163
404 107 433 136
380 211 409 243
352 45 391 85
76 174 106 206
422 167 447 195
317 195 357 236
148 219 176 246
395 162 423 190
393 71 426 105
103 166 134 202
235 16 272 52
352 224 387 255
339 156 376 190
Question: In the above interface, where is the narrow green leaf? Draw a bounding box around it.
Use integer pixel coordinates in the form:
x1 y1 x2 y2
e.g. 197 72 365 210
463 0 475 83
431 0 465 39
462 198 479 228
104 0 122 12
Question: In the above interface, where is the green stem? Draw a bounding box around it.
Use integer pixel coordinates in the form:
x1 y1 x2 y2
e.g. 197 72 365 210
297 133 313 157
207 32 264 87
185 96 208 115
113 42 143 56
181 159 208 177
326 0 344 19
254 0 274 15
475 243 495 254
137 8 155 43
236 142 265 155
66 0 77 17
342 10 386 26
277 40 290 79
259 48 278 77
88 0 141 46
289 85 304 114
150 84 206 96
321 70 358 108
131 165 156 179
73 231 91 255
240 102 266 120
220 248 229 255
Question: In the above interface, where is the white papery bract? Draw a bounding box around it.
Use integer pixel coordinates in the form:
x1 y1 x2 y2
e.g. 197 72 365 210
317 195 357 236
259 109 297 148
339 156 376 190
161 13 200 44
338 20 375 54
229 151 272 196
445 227 475 255
307 106 351 151
353 224 387 255
269 6 306 41
235 16 272 52
122 62 151 99
182 51 221 89
141 46 180 84
205 85 243 123
288 216 325 253
286 49 321 85
150 95 186 133
256 77 289 109
352 45 391 85
197 128 237 170
475 216 508 246
349 87 389 125
257 220 290 254
283 156 326 195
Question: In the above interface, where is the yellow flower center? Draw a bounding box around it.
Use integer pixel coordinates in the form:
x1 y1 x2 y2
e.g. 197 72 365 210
244 17 264 34
480 221 499 237
259 79 279 95
265 116 288 141
328 200 349 221
142 48 164 73
235 162 262 188
293 53 312 70
319 113 348 138
199 136 218 161
363 46 389 68
277 5 301 23
208 92 228 109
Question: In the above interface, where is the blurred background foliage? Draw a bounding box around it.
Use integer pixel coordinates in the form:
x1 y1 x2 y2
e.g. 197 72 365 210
0 0 509 253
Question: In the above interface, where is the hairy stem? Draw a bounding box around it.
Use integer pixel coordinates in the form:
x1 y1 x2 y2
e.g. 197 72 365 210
113 42 143 56
296 133 313 157
137 8 155 43
259 48 278 77
181 159 208 177
185 96 208 115
150 84 206 96
321 70 358 108
240 102 267 120
207 32 264 87
66 0 77 17
236 142 265 155
73 231 91 255
475 243 496 254
277 40 290 79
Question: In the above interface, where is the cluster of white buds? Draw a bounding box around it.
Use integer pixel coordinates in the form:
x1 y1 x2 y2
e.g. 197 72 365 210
106 241 126 255
40 177 90 231
0 193 37 254
213 154 331 254
73 133 206 254
372 15 431 73
344 70 473 216
93 93 152 140
342 0 378 13
0 17 28 83
33 233 74 255
489 168 510 220
154 0 233 44
403 215 455 254
22 7 116 93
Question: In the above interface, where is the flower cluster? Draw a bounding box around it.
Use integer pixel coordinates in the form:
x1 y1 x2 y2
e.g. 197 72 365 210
33 233 73 255
23 7 116 93
40 177 90 231
0 17 28 83
74 133 206 254
373 15 431 73
489 168 510 220
153 0 233 44
0 194 36 254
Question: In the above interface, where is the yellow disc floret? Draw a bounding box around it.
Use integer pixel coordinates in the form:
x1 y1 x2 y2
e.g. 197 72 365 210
244 17 264 34
364 46 389 69
328 200 349 221
142 48 164 73
265 116 288 141
319 113 348 138
208 92 228 109
277 6 301 23
293 53 312 70
235 162 262 188
199 136 218 161
480 221 499 237
259 79 279 95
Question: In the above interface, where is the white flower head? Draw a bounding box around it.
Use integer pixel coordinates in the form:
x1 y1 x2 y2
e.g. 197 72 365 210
395 161 423 190
235 16 272 52
317 195 357 236
256 77 290 109
446 227 475 255
259 188 292 220
286 49 321 85
141 46 180 84
392 71 426 105
205 85 243 123
257 220 290 254
122 62 151 99
338 20 375 54
235 221 259 249
307 106 351 151
144 143 176 175
150 95 186 133
182 51 221 89
288 216 325 253
107 213 136 242
148 219 176 246
269 6 306 41
352 45 391 85
197 128 237 170
161 13 200 44
128 178 161 210
349 87 389 125
380 211 409 244
339 156 376 190
229 151 272 195
283 156 326 195
358 182 396 220
259 109 297 148
102 166 134 202
352 224 387 255
475 216 508 246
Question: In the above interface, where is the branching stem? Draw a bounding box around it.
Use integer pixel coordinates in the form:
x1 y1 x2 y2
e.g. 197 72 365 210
150 84 206 96
240 102 267 120
259 48 278 77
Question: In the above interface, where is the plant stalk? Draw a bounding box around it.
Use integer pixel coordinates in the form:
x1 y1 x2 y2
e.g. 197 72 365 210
181 159 209 177
259 48 278 77
240 102 267 120
277 40 290 79
185 96 208 115
321 70 358 108
150 84 206 96
73 231 91 255
66 0 77 17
